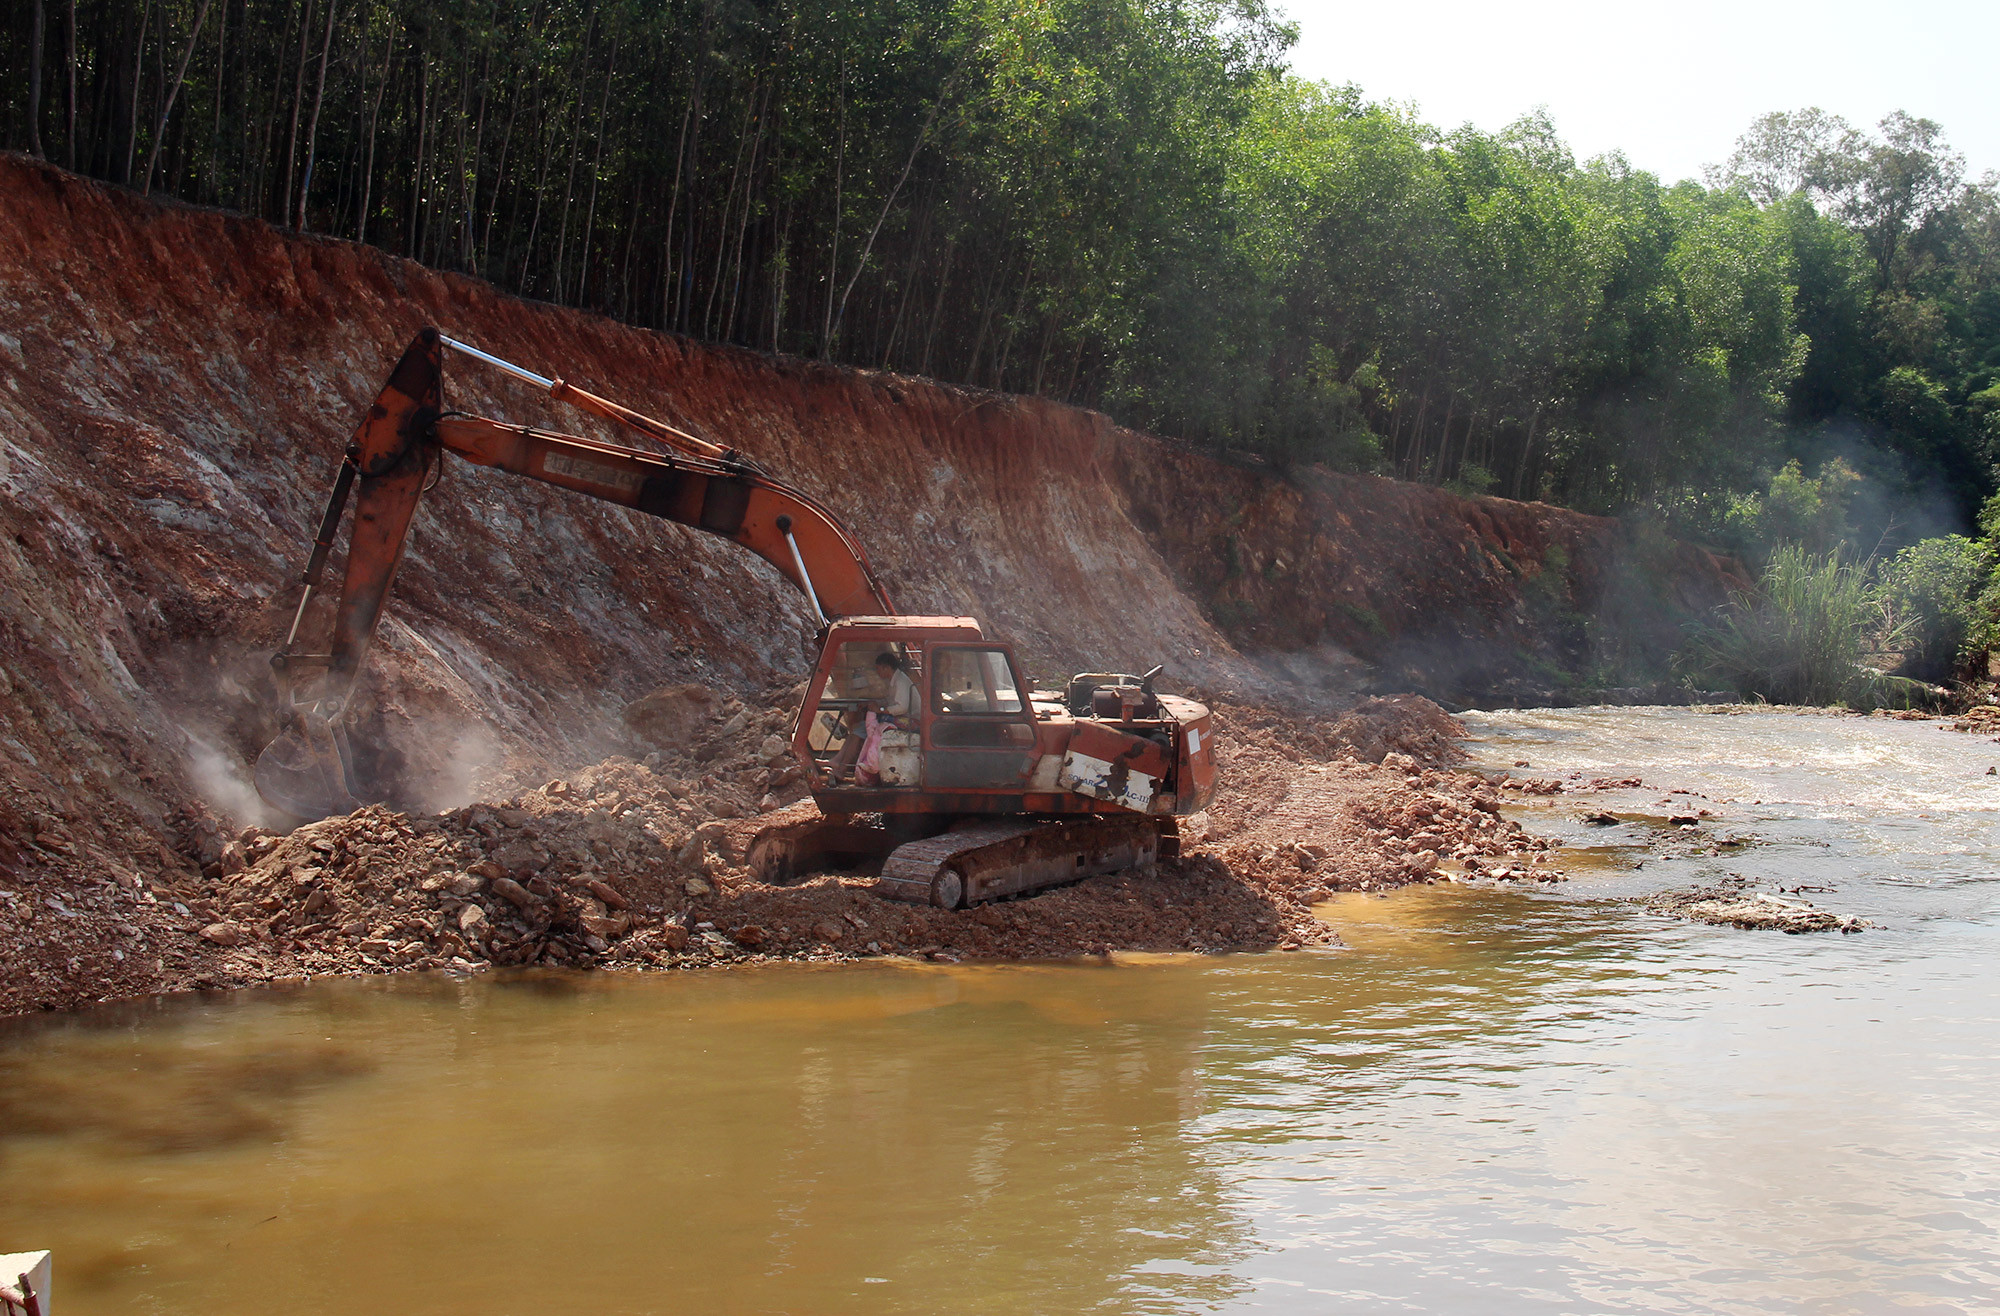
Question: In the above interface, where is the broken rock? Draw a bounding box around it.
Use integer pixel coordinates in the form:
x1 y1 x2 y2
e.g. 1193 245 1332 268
490 877 538 911
623 684 715 748
585 878 631 910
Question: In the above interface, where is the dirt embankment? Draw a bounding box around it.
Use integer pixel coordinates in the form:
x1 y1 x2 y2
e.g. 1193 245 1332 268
0 156 1723 1012
4 693 1566 1010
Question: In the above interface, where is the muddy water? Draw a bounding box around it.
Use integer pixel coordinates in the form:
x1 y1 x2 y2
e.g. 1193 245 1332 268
5 708 1999 1314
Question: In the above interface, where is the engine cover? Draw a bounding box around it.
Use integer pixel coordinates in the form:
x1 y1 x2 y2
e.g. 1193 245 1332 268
1060 722 1174 812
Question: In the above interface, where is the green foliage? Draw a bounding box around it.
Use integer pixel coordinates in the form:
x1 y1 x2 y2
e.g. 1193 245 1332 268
1721 457 1862 554
1978 490 2000 540
1877 535 1994 678
3 9 1997 533
1444 465 1498 498
1678 545 1900 706
1336 601 1388 639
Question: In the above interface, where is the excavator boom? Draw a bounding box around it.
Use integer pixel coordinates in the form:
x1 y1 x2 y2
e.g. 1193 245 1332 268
256 328 892 817
256 327 1217 922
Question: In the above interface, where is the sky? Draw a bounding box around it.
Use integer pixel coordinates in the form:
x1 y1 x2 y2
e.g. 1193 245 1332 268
1282 0 1998 185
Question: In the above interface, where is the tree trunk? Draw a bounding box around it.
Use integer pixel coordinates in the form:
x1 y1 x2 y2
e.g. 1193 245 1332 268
1406 386 1433 479
64 0 76 168
27 0 46 158
357 33 391 244
292 0 336 228
919 239 955 378
820 60 844 356
518 75 561 286
463 17 494 273
658 87 694 327
721 78 771 341
280 0 314 226
964 247 1013 385
769 200 793 350
575 35 618 307
1433 393 1457 483
549 8 597 302
479 63 525 268
143 0 215 195
880 196 933 368
122 0 154 184
664 6 714 330
205 0 227 199
831 95 938 350
1514 407 1544 500
409 50 429 258
700 84 756 338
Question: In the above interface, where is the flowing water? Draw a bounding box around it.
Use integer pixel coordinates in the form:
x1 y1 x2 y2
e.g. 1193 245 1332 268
4 708 1999 1314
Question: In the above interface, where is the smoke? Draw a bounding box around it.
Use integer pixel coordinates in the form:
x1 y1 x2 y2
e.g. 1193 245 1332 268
1807 417 1971 554
183 731 287 832
409 720 508 814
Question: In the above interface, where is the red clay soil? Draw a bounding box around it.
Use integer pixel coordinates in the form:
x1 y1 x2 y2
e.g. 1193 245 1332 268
0 691 1563 1012
0 157 1716 1014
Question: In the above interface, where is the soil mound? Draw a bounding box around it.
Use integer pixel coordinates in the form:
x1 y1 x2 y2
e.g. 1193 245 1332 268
0 156 1726 1012
1 700 1560 1007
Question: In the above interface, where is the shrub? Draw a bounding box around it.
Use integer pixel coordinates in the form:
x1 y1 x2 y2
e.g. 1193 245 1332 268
1678 544 1902 705
1720 458 1862 555
1877 536 1995 680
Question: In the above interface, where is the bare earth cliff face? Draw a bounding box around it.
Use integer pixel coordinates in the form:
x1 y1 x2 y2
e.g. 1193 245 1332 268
0 156 1742 1010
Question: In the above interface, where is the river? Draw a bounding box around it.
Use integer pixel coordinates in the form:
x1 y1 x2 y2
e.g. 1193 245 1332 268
3 707 1997 1314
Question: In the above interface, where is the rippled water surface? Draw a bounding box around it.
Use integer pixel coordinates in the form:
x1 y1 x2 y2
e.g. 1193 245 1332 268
4 708 1999 1314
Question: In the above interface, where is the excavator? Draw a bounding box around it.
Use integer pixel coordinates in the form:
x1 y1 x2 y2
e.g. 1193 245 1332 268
255 328 1216 909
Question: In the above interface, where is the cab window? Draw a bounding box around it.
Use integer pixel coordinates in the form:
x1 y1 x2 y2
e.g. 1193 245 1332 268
933 649 1023 715
807 641 918 753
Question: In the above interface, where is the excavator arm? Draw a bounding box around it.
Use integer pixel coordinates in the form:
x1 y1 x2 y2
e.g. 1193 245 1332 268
255 328 894 818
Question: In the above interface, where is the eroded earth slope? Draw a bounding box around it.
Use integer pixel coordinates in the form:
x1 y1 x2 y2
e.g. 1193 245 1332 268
0 156 1734 1011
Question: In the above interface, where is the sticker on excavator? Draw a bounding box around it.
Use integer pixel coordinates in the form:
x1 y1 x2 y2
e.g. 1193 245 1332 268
1059 723 1173 811
543 451 644 495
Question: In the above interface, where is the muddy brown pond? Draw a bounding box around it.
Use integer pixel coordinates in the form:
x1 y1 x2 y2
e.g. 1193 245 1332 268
4 707 1998 1314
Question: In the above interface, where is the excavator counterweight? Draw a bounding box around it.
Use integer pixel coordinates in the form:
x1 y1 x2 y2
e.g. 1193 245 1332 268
258 329 1215 909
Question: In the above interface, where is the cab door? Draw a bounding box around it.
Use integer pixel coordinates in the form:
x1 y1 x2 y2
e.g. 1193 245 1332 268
923 646 1037 790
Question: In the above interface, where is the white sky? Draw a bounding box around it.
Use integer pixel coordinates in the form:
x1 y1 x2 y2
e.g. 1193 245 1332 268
1282 0 1999 185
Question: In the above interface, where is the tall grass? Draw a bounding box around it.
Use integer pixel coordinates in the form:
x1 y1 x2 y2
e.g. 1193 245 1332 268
1679 545 1907 706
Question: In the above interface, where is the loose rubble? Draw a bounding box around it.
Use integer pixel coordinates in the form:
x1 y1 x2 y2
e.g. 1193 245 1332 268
1650 879 1867 934
0 691 1564 1013
1948 705 2000 737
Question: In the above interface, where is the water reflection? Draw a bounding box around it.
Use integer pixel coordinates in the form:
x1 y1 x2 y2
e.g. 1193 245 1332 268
3 709 1999 1314
0 966 1256 1314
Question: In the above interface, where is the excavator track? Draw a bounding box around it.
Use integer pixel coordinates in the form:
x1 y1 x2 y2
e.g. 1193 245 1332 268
874 815 1164 909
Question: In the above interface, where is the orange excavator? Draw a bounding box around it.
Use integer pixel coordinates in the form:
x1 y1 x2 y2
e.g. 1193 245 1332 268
257 329 1216 908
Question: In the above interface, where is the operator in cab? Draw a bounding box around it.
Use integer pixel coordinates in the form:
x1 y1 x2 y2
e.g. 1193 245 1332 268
874 651 919 723
828 651 920 782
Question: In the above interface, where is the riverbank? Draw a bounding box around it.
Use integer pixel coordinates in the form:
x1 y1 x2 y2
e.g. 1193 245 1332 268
13 703 2000 1314
0 154 1753 1016
0 694 1569 1015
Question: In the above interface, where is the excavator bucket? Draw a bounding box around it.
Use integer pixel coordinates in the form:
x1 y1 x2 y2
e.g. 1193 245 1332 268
255 329 443 821
254 706 364 820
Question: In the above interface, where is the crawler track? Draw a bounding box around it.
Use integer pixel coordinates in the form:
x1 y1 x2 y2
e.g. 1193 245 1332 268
875 816 1163 909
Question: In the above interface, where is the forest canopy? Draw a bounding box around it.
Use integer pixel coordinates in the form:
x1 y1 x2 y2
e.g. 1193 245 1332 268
4 0 1997 550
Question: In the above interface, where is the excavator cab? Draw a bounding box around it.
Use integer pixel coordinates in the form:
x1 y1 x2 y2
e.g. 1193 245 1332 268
793 616 1032 799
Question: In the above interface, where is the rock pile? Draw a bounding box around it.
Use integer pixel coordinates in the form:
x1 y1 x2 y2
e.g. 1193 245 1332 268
1950 705 2000 736
1650 879 1867 934
1 691 1567 1011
